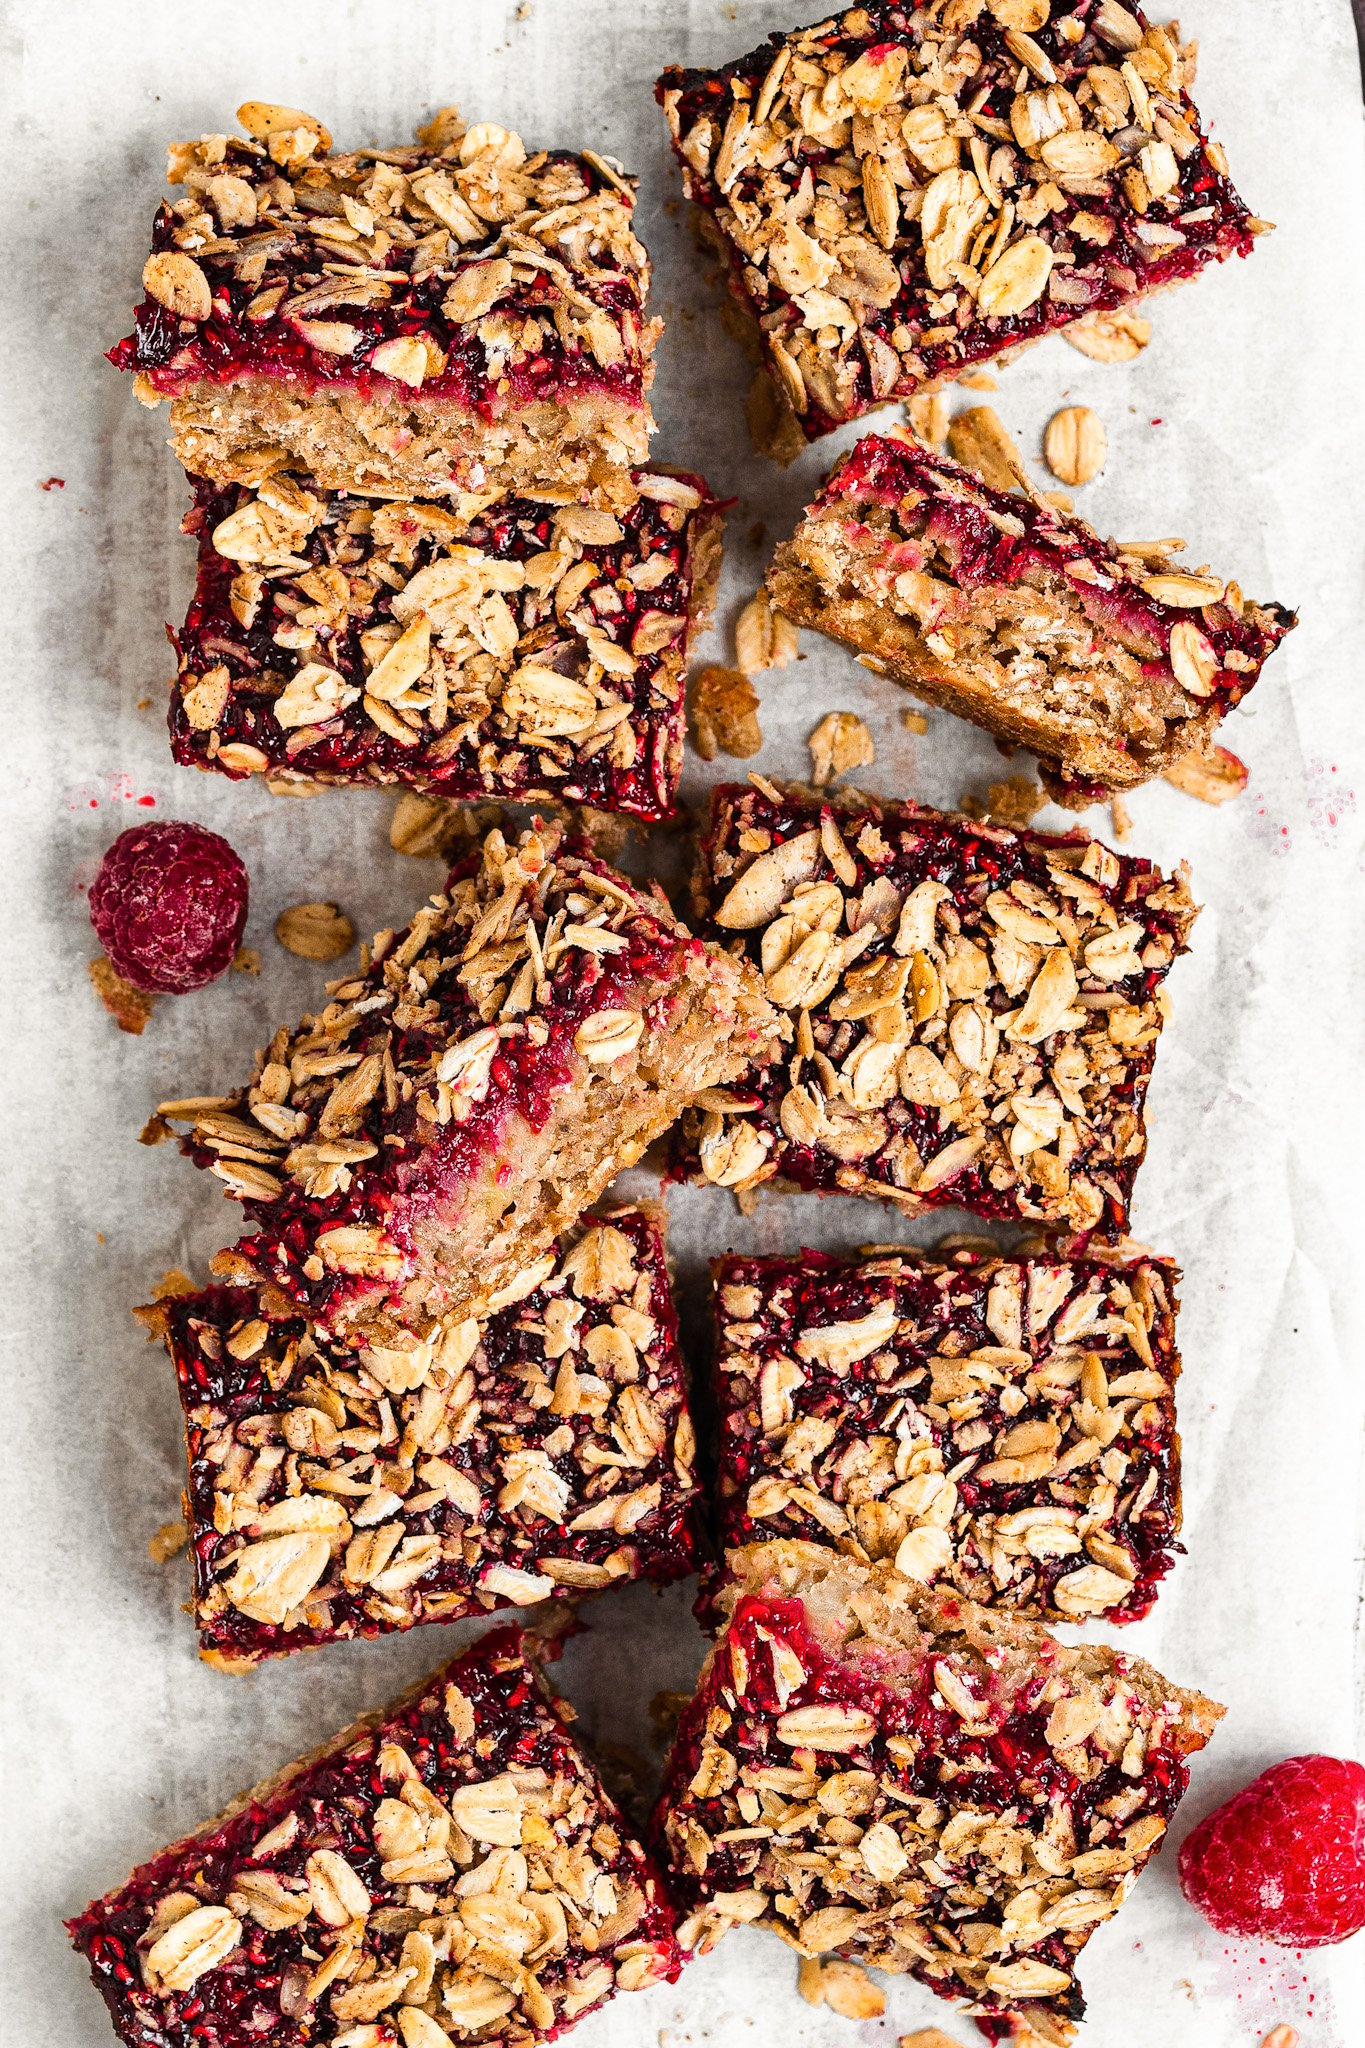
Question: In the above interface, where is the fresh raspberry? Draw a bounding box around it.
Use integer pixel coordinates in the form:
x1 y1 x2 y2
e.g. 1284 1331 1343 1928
89 821 249 994
1178 1755 1365 1947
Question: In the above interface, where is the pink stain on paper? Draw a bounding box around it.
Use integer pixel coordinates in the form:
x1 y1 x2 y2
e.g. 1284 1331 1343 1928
1199 1934 1339 2045
67 772 158 815
1306 759 1355 844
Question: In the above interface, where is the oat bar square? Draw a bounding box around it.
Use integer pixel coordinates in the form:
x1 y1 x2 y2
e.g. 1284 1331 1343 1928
767 432 1294 800
709 1242 1181 1624
171 469 722 820
155 818 779 1340
69 1625 682 2048
149 1208 699 1668
111 104 658 501
654 1544 1221 2043
657 2 1262 451
678 782 1196 1235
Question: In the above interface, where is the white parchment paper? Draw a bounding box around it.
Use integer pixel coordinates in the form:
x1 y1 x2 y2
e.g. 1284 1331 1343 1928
4 3 1364 2044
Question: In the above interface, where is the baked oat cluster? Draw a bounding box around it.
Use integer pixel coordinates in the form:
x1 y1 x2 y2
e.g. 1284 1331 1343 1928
111 103 659 501
69 1627 683 2048
658 1 1262 447
679 781 1196 1234
151 1209 699 1668
767 431 1296 799
173 468 722 818
154 817 777 1338
708 1243 1181 1624
655 1545 1222 2044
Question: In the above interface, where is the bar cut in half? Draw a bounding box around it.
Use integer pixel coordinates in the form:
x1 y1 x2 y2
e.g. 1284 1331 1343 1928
657 3 1264 450
68 1624 682 2048
146 1207 699 1668
708 1241 1181 1625
156 818 779 1339
654 1542 1221 2044
172 468 722 819
767 433 1295 799
110 103 658 501
677 781 1195 1236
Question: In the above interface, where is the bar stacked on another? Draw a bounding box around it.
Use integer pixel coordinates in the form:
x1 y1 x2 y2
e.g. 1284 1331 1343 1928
708 1242 1181 1624
111 103 659 502
172 469 722 819
154 816 780 1341
767 432 1295 800
678 781 1196 1236
149 1207 700 1668
658 2 1263 451
69 1626 683 2048
654 1543 1221 2044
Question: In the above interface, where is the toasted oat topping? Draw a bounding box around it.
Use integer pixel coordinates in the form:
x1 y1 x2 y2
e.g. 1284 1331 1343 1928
655 1550 1220 2041
173 471 721 822
157 1209 698 1664
112 105 655 420
679 780 1196 1234
658 2 1259 437
156 817 774 1333
709 1244 1180 1623
69 1626 681 2048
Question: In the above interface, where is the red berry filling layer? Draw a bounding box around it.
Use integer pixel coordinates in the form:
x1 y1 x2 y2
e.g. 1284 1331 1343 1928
708 1242 1181 1625
68 1625 682 2048
658 0 1259 437
678 782 1196 1236
155 1209 699 1667
171 469 721 821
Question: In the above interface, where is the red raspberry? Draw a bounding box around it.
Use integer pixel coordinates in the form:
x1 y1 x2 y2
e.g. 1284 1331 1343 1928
1179 1755 1365 1947
90 821 249 994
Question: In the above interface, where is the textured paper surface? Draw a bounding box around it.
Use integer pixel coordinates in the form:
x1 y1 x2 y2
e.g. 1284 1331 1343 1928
4 3 1364 2044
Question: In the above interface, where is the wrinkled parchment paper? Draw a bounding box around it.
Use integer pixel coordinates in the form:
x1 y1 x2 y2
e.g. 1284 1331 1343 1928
4 3 1364 2043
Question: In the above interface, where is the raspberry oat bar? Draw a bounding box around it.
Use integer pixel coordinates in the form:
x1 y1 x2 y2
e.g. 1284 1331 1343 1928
156 818 779 1339
657 3 1262 450
68 1625 682 2048
655 1543 1221 2043
110 104 657 501
147 1209 699 1669
171 468 722 821
678 782 1196 1235
768 433 1295 799
708 1242 1180 1624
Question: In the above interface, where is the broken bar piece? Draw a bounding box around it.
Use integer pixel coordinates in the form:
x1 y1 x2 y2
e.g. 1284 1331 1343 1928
654 1542 1221 2043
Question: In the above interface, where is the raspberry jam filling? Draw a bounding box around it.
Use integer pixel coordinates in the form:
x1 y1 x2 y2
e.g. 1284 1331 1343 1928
824 435 1293 719
709 1245 1181 1626
657 1581 1204 2037
110 130 651 421
680 783 1195 1236
172 470 719 821
68 1627 682 2048
161 1211 699 1665
658 1 1257 437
